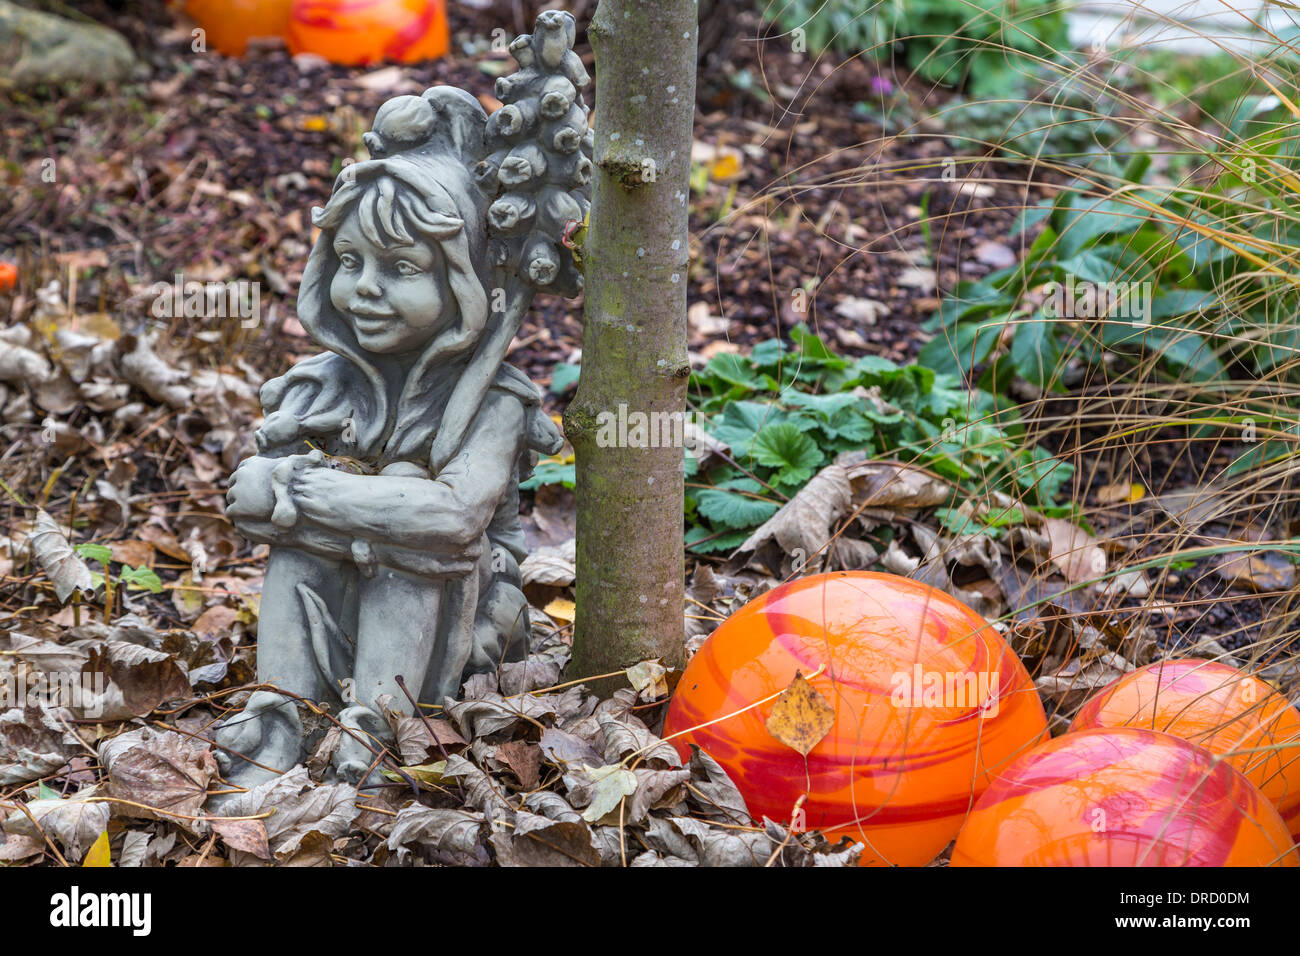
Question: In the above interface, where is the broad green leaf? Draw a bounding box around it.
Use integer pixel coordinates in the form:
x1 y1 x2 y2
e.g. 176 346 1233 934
549 362 581 394
520 458 576 490
788 324 837 362
917 318 1002 378
750 423 822 487
119 565 163 594
1010 318 1063 390
685 527 750 554
74 543 113 566
708 401 791 458
694 486 779 530
749 338 790 371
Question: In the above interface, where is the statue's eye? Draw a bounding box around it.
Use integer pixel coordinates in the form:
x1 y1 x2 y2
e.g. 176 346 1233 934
338 252 360 270
396 260 423 277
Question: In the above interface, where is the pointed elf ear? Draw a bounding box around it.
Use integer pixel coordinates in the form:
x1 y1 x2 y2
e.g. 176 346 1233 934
422 86 488 164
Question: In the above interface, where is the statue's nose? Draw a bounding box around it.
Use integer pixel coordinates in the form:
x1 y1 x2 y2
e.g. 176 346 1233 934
354 266 384 297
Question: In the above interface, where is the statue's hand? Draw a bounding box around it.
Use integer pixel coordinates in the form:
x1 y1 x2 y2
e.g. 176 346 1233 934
225 455 279 522
291 467 375 535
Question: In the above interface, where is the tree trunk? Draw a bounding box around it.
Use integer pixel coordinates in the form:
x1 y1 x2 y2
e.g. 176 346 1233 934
565 0 696 691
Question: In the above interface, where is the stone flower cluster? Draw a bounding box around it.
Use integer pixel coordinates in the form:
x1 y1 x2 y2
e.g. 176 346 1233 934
477 9 593 298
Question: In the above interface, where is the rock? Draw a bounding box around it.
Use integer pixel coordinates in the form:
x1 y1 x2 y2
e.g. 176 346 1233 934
0 1 136 88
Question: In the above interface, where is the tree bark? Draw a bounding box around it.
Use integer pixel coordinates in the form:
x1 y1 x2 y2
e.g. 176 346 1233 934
565 0 696 691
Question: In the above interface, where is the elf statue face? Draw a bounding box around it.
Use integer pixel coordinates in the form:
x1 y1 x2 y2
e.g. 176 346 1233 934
329 207 453 356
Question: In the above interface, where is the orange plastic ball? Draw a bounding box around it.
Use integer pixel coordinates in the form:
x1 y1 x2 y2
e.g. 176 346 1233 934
662 571 1048 866
0 262 16 293
185 0 293 57
1070 658 1300 837
287 0 449 65
952 728 1298 866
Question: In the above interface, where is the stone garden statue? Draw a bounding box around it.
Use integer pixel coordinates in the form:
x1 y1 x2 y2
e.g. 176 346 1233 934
217 11 592 791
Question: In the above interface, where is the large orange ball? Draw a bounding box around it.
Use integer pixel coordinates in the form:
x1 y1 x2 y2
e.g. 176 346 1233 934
662 571 1048 866
1070 658 1300 837
185 0 293 57
952 728 1298 866
287 0 449 65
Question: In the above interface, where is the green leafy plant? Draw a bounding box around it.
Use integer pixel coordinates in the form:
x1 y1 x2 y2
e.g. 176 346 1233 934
763 0 1072 97
921 132 1300 387
683 325 1074 552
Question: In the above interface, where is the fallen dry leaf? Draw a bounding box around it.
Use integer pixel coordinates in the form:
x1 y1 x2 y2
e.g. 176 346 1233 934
209 817 274 861
841 457 952 511
491 810 599 867
578 765 638 823
737 462 851 571
765 672 835 757
390 713 466 765
494 739 542 790
1095 482 1145 504
626 660 669 701
1215 551 1296 592
99 727 217 823
520 539 576 588
0 704 78 786
543 597 576 623
216 766 357 858
3 788 110 860
833 296 889 325
387 806 488 865
81 829 111 867
28 510 93 603
1041 517 1106 584
684 746 751 824
0 833 44 862
82 641 192 720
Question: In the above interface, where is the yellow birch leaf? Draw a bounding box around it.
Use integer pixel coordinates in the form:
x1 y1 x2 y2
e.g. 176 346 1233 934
82 830 111 867
709 153 742 181
765 671 834 756
544 597 576 623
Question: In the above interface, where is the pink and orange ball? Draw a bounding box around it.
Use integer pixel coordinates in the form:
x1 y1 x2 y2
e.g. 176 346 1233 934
951 727 1298 866
662 571 1048 866
1070 658 1300 837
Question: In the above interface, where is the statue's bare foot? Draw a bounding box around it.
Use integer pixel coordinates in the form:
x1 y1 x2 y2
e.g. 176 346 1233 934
332 704 392 790
209 690 304 813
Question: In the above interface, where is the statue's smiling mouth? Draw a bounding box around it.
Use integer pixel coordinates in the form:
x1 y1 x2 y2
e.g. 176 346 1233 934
350 310 399 333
